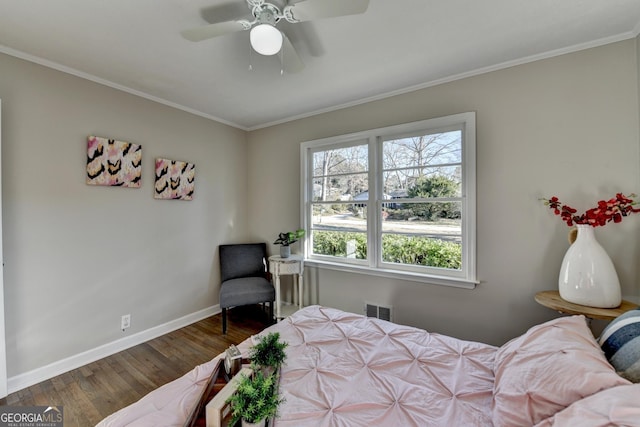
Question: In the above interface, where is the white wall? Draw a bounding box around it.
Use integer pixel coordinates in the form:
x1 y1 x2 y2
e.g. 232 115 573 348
0 52 248 380
247 40 640 345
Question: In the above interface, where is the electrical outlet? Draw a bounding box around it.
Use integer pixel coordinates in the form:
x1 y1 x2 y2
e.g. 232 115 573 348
121 314 131 331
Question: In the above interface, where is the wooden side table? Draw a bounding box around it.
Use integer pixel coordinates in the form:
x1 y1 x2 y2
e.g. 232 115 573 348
535 290 637 321
268 255 304 321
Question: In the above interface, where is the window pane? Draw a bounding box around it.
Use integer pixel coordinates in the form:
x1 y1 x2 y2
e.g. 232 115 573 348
312 145 368 178
382 202 461 234
312 173 368 202
381 202 461 269
312 230 367 259
312 203 368 259
381 234 461 270
383 130 461 169
312 203 367 231
383 167 461 198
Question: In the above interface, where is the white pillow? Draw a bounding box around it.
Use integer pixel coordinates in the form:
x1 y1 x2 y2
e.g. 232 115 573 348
534 384 640 427
492 315 629 427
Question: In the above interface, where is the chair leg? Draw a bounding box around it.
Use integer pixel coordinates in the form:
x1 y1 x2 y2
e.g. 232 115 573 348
269 301 274 324
222 308 227 334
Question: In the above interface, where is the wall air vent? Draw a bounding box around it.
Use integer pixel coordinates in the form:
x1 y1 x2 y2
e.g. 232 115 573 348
365 302 393 322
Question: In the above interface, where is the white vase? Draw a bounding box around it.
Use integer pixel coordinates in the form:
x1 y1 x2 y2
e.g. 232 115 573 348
242 419 266 427
280 245 290 258
558 224 622 308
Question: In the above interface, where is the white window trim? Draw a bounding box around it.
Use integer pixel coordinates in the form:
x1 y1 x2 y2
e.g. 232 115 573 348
300 112 477 289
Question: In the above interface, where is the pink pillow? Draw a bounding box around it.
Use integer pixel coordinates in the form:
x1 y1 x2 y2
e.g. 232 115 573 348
533 384 640 427
492 315 630 427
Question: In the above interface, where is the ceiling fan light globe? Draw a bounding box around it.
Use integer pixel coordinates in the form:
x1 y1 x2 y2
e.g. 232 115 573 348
250 24 283 56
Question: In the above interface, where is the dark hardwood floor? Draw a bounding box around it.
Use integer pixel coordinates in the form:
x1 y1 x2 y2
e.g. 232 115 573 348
0 305 270 427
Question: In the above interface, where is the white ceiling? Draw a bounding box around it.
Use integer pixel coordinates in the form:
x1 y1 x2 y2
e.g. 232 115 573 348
1 0 639 130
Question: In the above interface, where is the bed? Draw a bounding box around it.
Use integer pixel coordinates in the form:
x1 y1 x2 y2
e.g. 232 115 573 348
97 305 640 427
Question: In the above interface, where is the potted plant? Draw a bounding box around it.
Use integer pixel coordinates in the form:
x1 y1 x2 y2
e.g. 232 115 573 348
249 332 288 376
273 229 305 258
227 370 284 427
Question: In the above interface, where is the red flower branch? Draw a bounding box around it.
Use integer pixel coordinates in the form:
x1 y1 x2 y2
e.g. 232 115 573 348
542 193 640 227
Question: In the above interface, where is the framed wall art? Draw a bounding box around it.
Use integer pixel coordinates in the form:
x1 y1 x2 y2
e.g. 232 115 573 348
86 135 142 187
154 158 195 200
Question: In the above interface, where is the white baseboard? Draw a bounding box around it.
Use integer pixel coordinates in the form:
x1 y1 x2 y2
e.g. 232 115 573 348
7 304 221 394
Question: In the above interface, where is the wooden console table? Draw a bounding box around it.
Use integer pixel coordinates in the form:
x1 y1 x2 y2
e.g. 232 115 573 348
535 290 637 321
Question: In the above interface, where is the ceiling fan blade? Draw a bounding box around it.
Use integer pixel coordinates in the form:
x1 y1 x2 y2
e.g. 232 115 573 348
282 33 304 73
181 20 249 42
284 0 369 23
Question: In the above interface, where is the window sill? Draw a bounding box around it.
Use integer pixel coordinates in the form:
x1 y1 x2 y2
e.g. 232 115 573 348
303 259 478 290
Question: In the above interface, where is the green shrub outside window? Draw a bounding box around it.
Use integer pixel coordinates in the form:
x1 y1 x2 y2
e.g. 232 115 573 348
312 231 461 269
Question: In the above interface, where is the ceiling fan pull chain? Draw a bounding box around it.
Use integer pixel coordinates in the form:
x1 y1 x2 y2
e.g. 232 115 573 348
248 43 254 71
280 48 284 76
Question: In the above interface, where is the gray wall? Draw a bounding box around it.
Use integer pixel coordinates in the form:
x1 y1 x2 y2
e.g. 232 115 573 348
0 52 248 377
247 39 640 346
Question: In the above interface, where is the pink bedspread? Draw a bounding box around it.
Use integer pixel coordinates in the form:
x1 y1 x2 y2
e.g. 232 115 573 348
259 305 497 427
98 306 634 427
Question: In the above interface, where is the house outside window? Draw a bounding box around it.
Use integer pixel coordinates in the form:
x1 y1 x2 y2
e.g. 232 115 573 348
300 112 477 288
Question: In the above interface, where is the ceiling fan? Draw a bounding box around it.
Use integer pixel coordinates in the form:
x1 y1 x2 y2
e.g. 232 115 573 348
181 0 370 72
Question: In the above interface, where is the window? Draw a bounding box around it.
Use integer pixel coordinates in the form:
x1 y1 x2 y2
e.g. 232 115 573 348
300 112 476 288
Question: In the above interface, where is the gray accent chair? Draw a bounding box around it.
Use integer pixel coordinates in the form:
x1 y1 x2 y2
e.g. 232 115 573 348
219 243 275 334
